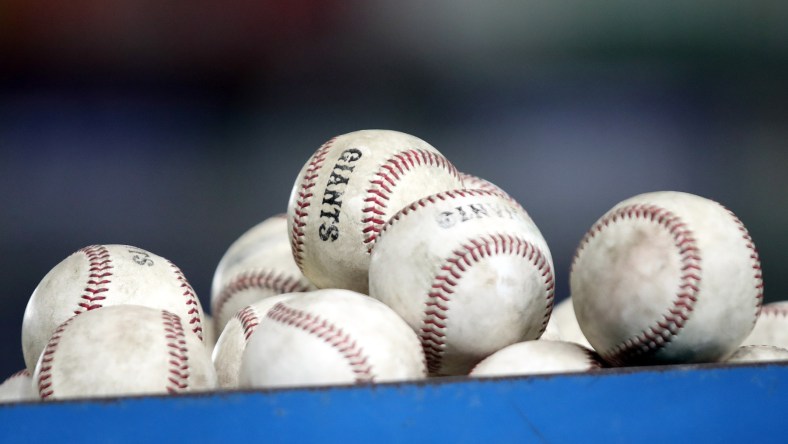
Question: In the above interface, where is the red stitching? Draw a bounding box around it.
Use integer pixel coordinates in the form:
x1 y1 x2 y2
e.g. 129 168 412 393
362 149 461 251
266 302 375 382
162 311 190 394
459 172 507 196
212 269 313 323
724 207 764 318
74 245 113 315
759 303 788 318
235 306 261 341
375 189 516 246
289 138 336 272
37 317 77 399
168 261 204 341
571 204 702 365
420 234 555 375
7 369 30 380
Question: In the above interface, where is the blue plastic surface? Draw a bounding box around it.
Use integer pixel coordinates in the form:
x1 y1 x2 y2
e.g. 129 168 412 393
1 363 786 443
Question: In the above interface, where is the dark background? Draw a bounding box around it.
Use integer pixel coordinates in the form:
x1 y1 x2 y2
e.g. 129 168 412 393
2 2 787 378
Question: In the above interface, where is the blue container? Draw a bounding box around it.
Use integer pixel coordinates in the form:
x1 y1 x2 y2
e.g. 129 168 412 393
1 363 785 443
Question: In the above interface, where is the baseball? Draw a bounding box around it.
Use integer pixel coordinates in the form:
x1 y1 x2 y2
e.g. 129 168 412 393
287 129 464 293
22 244 206 372
33 305 217 400
469 340 602 377
726 345 788 363
212 293 296 388
202 314 217 352
542 297 592 349
571 191 763 366
239 289 426 389
211 215 315 333
0 370 36 403
369 189 555 376
741 301 788 349
459 172 511 199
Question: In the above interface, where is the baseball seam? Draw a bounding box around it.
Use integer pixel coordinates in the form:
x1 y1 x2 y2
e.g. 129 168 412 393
168 261 204 341
420 233 555 375
37 317 77 399
7 369 31 380
290 138 336 272
758 303 788 317
572 204 702 365
162 311 190 394
376 189 515 243
459 173 508 197
235 306 261 341
74 245 113 315
266 302 375 382
361 149 461 251
212 269 313 323
581 347 604 369
725 207 764 319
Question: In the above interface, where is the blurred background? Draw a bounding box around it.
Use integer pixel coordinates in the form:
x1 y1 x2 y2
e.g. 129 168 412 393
1 1 786 378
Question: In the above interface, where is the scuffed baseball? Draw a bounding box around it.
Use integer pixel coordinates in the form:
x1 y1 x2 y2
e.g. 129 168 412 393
239 289 426 389
726 345 788 363
741 301 788 349
369 189 555 376
0 370 36 403
571 191 763 366
470 340 602 377
33 305 216 400
203 314 217 352
542 297 593 349
22 245 206 372
540 316 562 342
211 215 315 333
212 294 296 389
459 172 511 199
287 130 464 293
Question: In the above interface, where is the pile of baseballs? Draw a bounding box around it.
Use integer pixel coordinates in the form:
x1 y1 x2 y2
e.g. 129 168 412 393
1 129 783 403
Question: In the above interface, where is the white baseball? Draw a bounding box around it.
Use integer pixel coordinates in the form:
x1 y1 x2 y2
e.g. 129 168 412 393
239 289 426 389
22 245 206 372
202 314 217 352
369 189 555 376
741 301 788 349
287 129 464 293
571 191 763 366
33 305 217 400
212 294 296 388
0 370 36 403
542 297 592 349
211 215 315 333
459 172 511 199
539 316 562 342
726 345 788 363
469 340 602 377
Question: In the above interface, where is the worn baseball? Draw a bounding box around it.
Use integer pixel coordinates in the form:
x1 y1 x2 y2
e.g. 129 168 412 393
543 297 592 349
571 191 763 366
212 294 296 388
203 314 217 352
22 245 205 372
239 289 426 389
726 345 788 363
469 340 602 377
33 305 217 400
741 301 788 349
0 370 36 403
287 129 464 293
460 172 511 199
369 189 555 376
211 215 315 333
